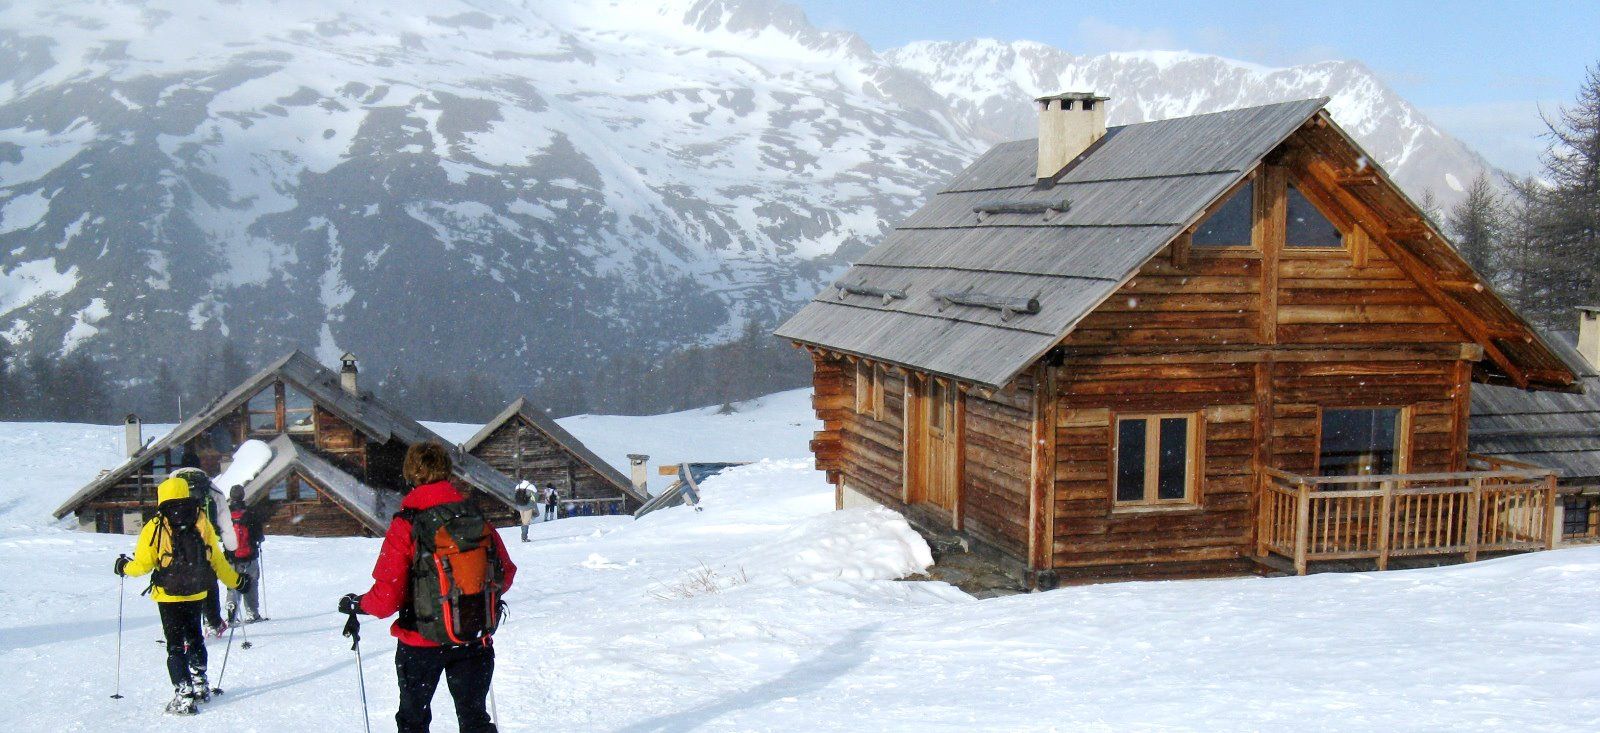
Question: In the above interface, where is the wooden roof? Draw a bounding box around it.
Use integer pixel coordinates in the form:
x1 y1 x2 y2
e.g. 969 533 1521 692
776 98 1577 392
461 397 647 505
239 434 398 533
1472 334 1600 484
52 350 519 518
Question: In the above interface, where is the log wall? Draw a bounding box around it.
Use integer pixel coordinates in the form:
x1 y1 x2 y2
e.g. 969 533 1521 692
469 416 637 514
961 375 1034 559
833 361 907 510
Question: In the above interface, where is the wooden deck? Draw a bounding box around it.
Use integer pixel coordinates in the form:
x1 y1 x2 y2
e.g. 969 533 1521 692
1257 454 1560 574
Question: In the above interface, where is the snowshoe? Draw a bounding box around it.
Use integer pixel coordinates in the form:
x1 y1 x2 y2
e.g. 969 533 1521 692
189 673 211 703
166 686 197 715
203 622 227 639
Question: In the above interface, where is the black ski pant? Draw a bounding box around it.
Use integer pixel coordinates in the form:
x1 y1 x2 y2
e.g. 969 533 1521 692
394 642 496 733
157 600 208 688
202 580 224 628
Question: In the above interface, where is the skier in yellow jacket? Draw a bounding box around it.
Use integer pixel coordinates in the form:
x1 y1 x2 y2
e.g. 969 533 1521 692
114 476 250 716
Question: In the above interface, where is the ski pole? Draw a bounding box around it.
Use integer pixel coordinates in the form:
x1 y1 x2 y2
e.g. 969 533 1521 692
343 611 371 733
489 684 500 726
111 563 127 700
213 603 237 695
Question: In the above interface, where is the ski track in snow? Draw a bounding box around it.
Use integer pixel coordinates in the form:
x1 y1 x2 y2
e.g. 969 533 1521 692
3 395 1600 731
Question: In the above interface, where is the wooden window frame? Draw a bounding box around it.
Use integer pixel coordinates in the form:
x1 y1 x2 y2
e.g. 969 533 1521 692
1110 411 1201 509
854 361 885 421
1312 405 1413 478
1189 170 1261 256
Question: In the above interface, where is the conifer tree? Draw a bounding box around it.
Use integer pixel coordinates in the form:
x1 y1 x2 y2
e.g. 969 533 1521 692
1446 173 1504 277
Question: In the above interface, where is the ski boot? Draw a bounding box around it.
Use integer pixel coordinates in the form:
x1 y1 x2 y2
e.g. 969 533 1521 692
165 684 198 715
189 670 211 703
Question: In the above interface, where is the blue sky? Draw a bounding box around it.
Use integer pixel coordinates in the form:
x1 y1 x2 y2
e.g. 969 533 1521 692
787 0 1600 175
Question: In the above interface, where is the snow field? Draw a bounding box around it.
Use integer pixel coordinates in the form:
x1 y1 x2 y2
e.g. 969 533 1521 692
2 395 1600 730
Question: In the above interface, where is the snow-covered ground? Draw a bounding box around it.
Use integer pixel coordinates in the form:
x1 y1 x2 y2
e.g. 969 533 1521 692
3 393 1600 731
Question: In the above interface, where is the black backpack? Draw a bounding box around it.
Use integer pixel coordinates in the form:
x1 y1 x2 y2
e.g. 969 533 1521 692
151 498 216 597
399 501 505 645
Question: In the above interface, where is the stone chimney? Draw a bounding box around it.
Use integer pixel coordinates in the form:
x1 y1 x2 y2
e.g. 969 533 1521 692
1035 92 1109 181
339 352 360 396
124 414 142 457
627 454 650 498
1578 307 1600 369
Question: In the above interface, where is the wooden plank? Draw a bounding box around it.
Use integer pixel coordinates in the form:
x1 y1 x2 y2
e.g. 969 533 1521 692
1029 365 1059 573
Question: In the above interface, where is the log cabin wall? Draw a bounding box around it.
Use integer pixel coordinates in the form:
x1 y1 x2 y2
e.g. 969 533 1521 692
258 475 374 537
1047 153 1477 575
961 375 1034 560
832 359 907 512
469 415 637 513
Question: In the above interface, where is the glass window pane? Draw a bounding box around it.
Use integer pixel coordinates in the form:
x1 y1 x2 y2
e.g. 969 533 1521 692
268 478 287 501
1192 181 1253 247
1286 185 1343 248
1319 408 1400 476
1157 418 1189 500
1565 497 1593 536
284 386 313 411
1116 419 1147 502
247 387 276 413
250 411 278 433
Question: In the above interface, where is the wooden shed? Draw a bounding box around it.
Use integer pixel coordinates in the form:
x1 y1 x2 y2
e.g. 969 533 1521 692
776 94 1582 586
54 351 521 536
1471 314 1600 545
462 397 647 516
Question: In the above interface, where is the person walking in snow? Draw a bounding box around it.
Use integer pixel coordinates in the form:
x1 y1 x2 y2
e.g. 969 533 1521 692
114 476 250 716
225 485 266 624
514 481 536 542
543 483 558 522
338 443 517 733
175 463 235 637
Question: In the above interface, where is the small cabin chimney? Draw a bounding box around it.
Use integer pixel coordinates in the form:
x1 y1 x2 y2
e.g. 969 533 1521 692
339 352 360 396
1035 92 1109 181
627 454 650 498
124 414 142 457
1578 307 1600 369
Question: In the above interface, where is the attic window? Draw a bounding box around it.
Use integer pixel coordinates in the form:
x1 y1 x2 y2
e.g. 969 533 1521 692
1081 100 1095 111
1192 181 1254 247
1286 183 1344 248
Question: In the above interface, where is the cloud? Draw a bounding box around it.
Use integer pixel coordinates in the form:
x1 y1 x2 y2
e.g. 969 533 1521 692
1073 18 1182 54
1422 100 1557 175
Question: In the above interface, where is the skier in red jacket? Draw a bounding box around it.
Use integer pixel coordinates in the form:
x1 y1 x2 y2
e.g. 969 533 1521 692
339 443 517 733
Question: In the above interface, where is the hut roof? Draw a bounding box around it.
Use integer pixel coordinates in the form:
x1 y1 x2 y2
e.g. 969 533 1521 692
1471 334 1600 485
461 397 646 504
52 350 518 518
239 434 398 533
775 97 1574 392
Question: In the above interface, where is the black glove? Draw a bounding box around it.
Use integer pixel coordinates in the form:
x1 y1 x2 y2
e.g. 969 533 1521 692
342 611 362 649
113 554 130 576
338 593 366 616
234 572 252 593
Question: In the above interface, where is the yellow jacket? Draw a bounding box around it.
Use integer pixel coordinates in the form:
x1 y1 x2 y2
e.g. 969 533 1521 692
122 477 242 602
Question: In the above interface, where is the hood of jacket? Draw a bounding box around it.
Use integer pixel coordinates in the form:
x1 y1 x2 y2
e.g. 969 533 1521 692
157 477 191 504
401 480 466 511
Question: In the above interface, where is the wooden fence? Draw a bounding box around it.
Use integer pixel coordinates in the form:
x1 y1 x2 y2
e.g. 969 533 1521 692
1258 455 1559 574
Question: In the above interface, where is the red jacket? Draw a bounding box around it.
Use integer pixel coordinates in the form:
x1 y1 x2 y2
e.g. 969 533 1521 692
359 481 518 647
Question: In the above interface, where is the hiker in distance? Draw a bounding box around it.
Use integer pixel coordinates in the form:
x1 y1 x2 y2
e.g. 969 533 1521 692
113 476 251 716
514 481 536 542
339 442 517 733
543 483 558 521
225 485 266 624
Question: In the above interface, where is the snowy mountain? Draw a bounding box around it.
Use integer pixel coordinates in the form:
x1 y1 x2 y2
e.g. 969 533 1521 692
0 0 1493 394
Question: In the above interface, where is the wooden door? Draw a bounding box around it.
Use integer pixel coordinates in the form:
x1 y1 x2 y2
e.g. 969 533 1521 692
909 376 961 515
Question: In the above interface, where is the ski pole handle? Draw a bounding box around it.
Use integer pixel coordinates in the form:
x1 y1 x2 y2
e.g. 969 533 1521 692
342 612 361 650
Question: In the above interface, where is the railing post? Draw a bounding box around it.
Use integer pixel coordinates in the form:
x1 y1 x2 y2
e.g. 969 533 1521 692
1293 481 1311 576
1376 479 1393 571
1466 476 1482 563
1255 472 1269 558
1545 473 1559 551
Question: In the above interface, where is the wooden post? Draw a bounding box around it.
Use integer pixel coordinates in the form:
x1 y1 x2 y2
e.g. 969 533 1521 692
1255 474 1270 558
1544 473 1559 550
1466 476 1482 562
1027 366 1059 575
1376 480 1393 570
1293 481 1311 575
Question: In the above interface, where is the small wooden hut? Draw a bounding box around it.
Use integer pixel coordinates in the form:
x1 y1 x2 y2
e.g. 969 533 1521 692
776 94 1581 586
462 397 647 516
54 351 521 536
1471 311 1600 545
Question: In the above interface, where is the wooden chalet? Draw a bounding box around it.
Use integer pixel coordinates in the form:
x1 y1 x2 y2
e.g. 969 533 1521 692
463 397 648 516
776 93 1582 586
54 351 521 536
1471 312 1600 545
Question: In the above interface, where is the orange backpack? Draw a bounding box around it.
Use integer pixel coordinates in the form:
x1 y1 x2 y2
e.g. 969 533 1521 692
402 502 505 645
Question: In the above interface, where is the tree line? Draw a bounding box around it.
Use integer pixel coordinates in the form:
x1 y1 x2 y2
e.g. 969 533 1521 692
1438 65 1600 333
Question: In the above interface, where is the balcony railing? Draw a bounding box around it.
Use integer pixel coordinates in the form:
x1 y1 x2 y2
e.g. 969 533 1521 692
1258 454 1559 574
